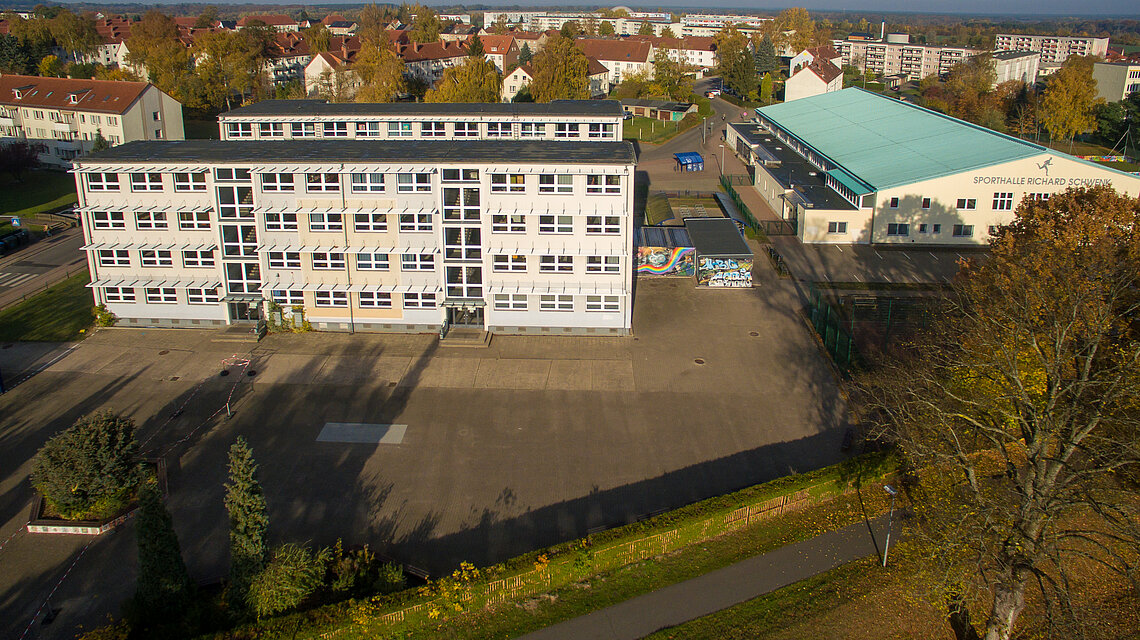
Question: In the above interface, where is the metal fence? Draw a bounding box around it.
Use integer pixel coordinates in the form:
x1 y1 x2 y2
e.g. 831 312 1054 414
807 285 942 373
719 174 798 236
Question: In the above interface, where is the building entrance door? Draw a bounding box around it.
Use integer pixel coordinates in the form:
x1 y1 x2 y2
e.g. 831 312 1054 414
228 301 259 324
448 306 483 328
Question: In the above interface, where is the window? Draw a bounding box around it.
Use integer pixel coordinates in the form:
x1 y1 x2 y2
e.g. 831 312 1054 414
988 225 1000 236
272 289 304 305
520 122 546 137
487 122 512 137
586 216 620 234
350 173 384 193
355 253 389 270
306 173 340 192
1028 192 1051 202
441 169 479 183
98 249 130 266
308 212 343 231
315 291 348 307
358 292 392 308
493 293 528 310
540 294 573 311
354 212 387 232
422 121 446 137
174 172 206 192
221 224 258 258
182 249 215 267
886 223 909 236
179 211 211 230
291 122 317 138
323 121 348 137
187 288 220 304
356 121 381 137
444 226 481 260
225 262 260 294
827 221 847 234
932 223 942 234
888 197 899 208
539 215 573 234
267 251 301 269
955 198 977 210
443 187 480 221
555 123 580 138
586 256 621 273
445 265 483 298
491 213 526 233
259 122 284 138
227 122 253 138
86 173 119 191
311 252 345 270
401 253 435 271
586 295 620 311
921 197 931 209
492 254 527 272
491 173 525 193
402 292 436 309
103 287 135 302
145 287 178 303
217 186 253 219
540 255 573 272
952 224 974 238
918 223 928 233
993 192 1014 211
586 175 621 194
398 211 433 232
92 210 125 230
214 168 251 182
539 174 573 194
152 111 161 122
588 123 615 138
140 250 173 267
264 211 298 231
397 173 432 193
261 173 295 192
454 122 478 137
388 121 413 137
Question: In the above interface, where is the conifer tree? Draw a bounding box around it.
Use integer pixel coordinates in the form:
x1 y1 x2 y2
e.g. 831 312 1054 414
518 42 532 65
225 437 268 608
134 483 193 623
754 35 778 75
468 34 484 58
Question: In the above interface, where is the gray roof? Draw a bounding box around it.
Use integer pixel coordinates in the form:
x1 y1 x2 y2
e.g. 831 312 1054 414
75 140 637 165
220 99 625 119
620 99 695 112
993 50 1039 61
684 218 752 257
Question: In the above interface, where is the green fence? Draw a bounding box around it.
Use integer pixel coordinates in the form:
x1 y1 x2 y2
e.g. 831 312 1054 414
809 287 858 372
719 175 797 236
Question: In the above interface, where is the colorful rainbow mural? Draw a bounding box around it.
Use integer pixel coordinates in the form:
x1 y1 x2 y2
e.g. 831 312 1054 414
637 247 696 276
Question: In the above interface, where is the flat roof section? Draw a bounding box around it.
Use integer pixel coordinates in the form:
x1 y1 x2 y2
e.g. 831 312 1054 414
221 99 625 119
684 218 751 257
756 88 1045 191
76 139 638 165
736 128 857 211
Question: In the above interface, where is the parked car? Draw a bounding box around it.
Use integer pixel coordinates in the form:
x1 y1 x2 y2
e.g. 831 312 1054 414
706 89 721 97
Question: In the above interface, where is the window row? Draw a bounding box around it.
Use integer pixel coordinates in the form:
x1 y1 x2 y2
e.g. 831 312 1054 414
96 249 217 268
270 289 437 309
884 223 978 237
226 121 617 139
91 210 212 231
883 192 1033 212
493 294 621 312
102 286 219 304
265 251 434 271
492 254 623 273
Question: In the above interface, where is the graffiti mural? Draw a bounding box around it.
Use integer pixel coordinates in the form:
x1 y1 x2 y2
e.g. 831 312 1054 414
697 257 753 287
637 247 696 277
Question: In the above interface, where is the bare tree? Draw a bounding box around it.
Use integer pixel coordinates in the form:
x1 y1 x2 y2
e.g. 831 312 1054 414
857 186 1140 640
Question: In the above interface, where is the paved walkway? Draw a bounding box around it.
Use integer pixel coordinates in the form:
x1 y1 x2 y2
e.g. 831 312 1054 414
518 515 888 640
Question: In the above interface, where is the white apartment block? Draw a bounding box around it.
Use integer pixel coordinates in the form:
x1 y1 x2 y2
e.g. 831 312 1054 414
995 34 1109 65
217 100 624 142
832 38 978 80
72 139 636 334
0 75 184 168
992 51 1040 87
1092 62 1140 102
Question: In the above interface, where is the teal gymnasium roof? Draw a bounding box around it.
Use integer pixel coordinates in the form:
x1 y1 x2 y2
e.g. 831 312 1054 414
756 88 1047 191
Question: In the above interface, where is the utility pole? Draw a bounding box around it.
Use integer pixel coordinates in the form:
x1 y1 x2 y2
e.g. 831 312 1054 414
882 484 898 567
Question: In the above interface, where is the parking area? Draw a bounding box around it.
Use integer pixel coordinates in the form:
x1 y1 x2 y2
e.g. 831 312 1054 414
0 273 851 639
770 236 982 285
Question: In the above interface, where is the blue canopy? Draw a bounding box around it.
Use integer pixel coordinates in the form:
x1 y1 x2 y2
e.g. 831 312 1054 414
673 152 705 172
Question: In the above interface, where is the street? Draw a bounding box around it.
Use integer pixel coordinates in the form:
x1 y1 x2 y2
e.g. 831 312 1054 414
0 228 87 310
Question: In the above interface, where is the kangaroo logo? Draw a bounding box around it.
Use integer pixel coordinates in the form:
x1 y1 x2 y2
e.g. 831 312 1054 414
1037 157 1053 176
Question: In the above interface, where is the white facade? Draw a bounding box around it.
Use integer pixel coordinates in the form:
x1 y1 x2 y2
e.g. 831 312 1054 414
217 101 624 142
992 51 1040 87
832 39 978 80
72 138 636 335
995 34 1109 65
1092 62 1140 102
784 65 843 102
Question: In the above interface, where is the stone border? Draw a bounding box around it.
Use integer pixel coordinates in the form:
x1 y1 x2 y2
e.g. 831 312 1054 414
26 458 167 535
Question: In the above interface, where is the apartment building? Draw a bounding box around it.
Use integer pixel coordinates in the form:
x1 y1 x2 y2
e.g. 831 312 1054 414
995 34 1109 65
992 51 1040 87
0 75 184 167
1092 61 1140 102
832 36 978 80
73 139 636 334
217 100 624 142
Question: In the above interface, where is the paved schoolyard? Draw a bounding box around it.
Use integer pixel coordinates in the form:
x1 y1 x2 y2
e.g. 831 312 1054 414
0 274 850 639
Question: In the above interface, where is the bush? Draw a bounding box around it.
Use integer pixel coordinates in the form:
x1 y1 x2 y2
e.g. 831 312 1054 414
93 304 117 327
31 411 140 520
248 544 331 619
327 541 406 599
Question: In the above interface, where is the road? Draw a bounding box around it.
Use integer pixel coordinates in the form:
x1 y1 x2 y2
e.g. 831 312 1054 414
0 227 87 310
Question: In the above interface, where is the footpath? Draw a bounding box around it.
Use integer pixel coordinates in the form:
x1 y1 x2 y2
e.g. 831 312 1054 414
518 515 888 640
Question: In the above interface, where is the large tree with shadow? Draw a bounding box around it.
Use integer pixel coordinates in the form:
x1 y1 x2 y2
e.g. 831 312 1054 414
856 186 1140 640
225 436 269 611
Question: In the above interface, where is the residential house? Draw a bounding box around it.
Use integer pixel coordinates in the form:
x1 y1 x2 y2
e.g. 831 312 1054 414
784 56 843 101
575 39 653 86
478 35 519 74
237 15 300 32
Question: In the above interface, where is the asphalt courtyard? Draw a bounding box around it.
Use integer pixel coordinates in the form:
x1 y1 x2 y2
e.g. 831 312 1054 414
0 271 850 639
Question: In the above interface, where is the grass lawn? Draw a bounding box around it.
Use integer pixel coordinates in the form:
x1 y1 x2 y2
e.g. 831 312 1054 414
624 116 695 144
0 273 93 342
0 170 78 218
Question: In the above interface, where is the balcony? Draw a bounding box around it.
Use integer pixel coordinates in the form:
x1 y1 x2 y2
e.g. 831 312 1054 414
0 116 15 127
49 119 77 133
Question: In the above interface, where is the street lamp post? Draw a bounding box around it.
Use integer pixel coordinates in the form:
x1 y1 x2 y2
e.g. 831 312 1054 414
719 144 725 175
882 484 898 567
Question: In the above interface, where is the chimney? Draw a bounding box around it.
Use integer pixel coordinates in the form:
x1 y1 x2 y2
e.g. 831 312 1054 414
342 42 348 57
880 21 885 41
414 42 422 52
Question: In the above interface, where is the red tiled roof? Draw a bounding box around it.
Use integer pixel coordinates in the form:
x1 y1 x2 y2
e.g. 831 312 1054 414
321 14 348 26
237 15 297 27
806 45 840 61
0 74 154 114
586 57 609 76
802 58 842 83
575 38 651 63
396 40 469 62
477 34 516 54
625 35 716 51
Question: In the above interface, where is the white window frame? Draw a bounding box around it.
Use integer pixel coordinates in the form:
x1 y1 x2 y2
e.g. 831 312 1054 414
306 173 340 193
827 221 848 234
145 287 178 304
264 211 298 231
388 121 413 137
586 215 620 234
272 289 304 305
993 192 1014 211
98 249 130 267
291 122 317 138
311 252 346 270
179 211 211 230
356 121 381 137
554 123 580 138
491 173 526 193
487 122 512 137
227 122 253 138
952 224 974 238
186 287 220 304
586 255 621 273
355 253 390 271
261 173 295 192
492 254 527 272
538 214 573 234
491 213 526 233
139 249 173 267
217 186 254 219
585 295 620 312
539 294 574 311
308 212 343 231
350 173 385 193
955 198 977 210
454 122 478 138
322 121 349 137
398 212 433 232
173 172 207 192
259 122 284 138
493 293 528 310
402 292 437 309
214 168 251 182
397 173 432 193
353 212 387 232
103 286 135 302
886 223 910 236
401 253 435 271
182 249 215 267
267 251 301 269
92 210 126 230
520 122 546 138
314 291 348 307
421 121 446 137
86 173 119 192
358 291 392 308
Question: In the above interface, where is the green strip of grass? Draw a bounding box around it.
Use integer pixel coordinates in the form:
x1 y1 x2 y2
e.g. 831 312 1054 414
0 170 78 218
0 273 93 342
